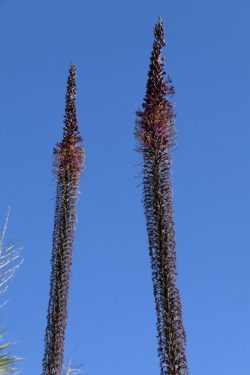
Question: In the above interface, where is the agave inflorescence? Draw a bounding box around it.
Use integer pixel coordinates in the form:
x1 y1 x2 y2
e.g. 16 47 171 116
42 65 84 375
136 19 188 375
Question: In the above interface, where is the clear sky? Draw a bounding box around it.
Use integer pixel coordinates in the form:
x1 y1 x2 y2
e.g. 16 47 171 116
0 0 250 374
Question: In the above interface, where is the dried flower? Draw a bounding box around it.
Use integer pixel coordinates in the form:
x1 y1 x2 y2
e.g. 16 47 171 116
42 65 84 375
136 19 188 375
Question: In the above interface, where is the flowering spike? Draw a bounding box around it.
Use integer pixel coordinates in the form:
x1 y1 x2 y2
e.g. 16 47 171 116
136 19 188 375
42 65 84 375
54 64 84 178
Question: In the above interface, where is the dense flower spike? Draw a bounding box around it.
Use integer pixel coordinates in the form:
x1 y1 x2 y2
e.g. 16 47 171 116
136 19 188 375
42 65 84 375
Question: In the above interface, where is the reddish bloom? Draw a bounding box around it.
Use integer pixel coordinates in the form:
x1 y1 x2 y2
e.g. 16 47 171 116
136 19 188 375
42 64 84 375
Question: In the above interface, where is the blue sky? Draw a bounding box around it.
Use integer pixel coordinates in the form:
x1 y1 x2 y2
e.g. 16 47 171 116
0 0 250 374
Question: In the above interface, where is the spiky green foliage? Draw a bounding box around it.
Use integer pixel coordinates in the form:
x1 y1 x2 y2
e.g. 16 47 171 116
0 340 18 374
0 209 23 307
136 19 188 375
64 360 84 375
0 210 23 375
42 65 84 375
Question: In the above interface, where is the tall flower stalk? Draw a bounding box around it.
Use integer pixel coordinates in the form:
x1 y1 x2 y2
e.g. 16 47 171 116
135 19 188 375
42 65 84 375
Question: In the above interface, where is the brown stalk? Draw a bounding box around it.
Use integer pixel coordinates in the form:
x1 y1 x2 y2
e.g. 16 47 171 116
42 65 84 375
135 19 188 375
